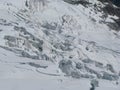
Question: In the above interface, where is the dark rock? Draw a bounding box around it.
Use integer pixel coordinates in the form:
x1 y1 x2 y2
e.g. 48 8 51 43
63 0 91 6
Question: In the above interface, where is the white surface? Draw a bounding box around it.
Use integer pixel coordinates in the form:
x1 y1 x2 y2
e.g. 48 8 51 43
0 0 120 90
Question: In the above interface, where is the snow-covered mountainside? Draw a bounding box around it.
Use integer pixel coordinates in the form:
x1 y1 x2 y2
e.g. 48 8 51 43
0 0 120 90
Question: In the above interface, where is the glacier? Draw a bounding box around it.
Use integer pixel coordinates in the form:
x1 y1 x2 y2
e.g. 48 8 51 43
0 0 120 90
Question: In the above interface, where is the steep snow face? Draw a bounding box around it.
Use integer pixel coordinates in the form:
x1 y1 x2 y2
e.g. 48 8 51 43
0 0 120 83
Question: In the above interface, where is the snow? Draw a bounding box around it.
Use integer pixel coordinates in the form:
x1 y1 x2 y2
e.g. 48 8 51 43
0 78 119 90
0 38 119 90
0 0 120 90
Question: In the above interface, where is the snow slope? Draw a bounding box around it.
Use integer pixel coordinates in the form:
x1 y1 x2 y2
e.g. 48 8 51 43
0 47 120 90
0 0 120 90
